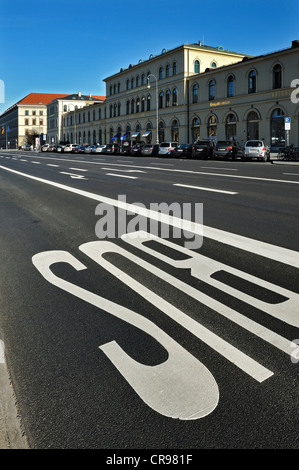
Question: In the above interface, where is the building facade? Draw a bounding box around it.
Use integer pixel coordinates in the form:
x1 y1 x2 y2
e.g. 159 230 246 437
0 93 69 149
55 40 299 150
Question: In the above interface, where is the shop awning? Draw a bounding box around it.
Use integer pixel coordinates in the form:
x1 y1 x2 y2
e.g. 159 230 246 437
131 131 140 138
111 132 121 141
142 131 151 137
120 132 130 141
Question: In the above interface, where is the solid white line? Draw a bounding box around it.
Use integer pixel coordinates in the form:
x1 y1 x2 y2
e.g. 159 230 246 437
69 168 88 172
201 166 238 171
283 173 299 176
101 168 145 173
31 161 40 164
0 340 5 364
106 173 138 179
174 183 238 194
0 165 298 268
47 164 59 167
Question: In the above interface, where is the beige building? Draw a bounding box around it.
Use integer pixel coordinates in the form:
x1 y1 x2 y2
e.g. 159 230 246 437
0 93 69 149
46 93 106 145
62 40 299 150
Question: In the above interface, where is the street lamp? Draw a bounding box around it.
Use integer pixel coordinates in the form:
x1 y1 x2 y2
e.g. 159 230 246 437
147 74 159 145
68 104 77 144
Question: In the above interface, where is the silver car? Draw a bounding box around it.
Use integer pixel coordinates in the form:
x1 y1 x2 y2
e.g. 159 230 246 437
243 140 270 162
158 142 178 157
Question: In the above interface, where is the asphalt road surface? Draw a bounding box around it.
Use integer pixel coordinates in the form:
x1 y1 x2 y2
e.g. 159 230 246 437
0 149 298 450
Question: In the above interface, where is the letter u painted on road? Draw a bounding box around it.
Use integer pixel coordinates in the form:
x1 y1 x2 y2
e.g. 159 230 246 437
32 249 219 420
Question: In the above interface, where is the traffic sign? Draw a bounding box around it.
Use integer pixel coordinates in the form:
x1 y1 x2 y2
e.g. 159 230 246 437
285 117 291 130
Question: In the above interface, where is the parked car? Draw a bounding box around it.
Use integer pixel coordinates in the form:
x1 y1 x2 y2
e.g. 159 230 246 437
54 144 64 152
105 143 120 154
158 142 179 157
243 140 270 162
130 142 145 157
140 144 160 157
173 144 193 158
41 144 49 152
47 144 56 152
64 144 78 152
93 145 106 153
192 139 216 159
120 140 132 155
213 140 240 160
84 145 97 153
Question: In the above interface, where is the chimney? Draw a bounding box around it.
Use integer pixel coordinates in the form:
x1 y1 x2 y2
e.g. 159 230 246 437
78 91 81 97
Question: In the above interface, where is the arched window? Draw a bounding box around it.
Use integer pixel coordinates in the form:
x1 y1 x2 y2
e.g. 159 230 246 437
109 105 113 118
227 75 235 97
158 121 165 142
207 115 217 137
191 117 200 142
126 100 130 115
159 67 163 80
113 103 116 117
211 62 217 68
131 77 135 89
209 80 215 100
118 83 120 93
194 60 199 74
109 128 113 142
141 74 145 85
166 90 170 107
159 91 164 109
171 119 179 142
166 64 170 78
93 130 96 145
126 79 130 90
247 110 259 140
118 102 121 116
273 64 282 89
173 62 177 75
192 84 198 103
141 96 145 112
270 108 285 147
172 88 178 106
131 99 135 114
113 84 116 94
248 70 256 94
136 75 140 87
225 113 237 140
98 129 102 145
136 98 140 113
147 94 151 111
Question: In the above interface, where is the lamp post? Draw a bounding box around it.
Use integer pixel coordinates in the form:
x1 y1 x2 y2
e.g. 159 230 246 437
147 74 159 144
68 104 77 144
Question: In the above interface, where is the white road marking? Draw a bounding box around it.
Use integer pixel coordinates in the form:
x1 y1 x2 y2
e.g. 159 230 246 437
59 172 87 180
201 166 238 171
31 161 40 164
0 340 5 363
1 165 298 268
106 173 138 179
47 164 59 167
174 183 238 194
69 168 88 172
101 168 145 173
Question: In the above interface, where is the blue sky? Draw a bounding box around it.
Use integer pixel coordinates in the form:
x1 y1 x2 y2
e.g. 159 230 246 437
0 0 298 114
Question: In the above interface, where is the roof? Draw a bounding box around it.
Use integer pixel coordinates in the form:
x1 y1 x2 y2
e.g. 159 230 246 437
17 93 70 105
60 93 106 102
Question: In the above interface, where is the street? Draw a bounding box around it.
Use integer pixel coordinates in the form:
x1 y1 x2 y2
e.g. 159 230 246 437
0 150 298 449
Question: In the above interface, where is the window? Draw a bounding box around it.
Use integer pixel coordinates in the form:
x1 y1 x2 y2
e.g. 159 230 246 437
40 119 43 126
136 98 140 113
159 67 163 80
118 83 120 93
131 77 135 89
194 60 200 74
270 108 285 146
40 111 43 115
207 115 217 137
32 110 36 116
113 103 116 117
93 110 96 121
166 65 170 78
118 102 121 116
141 74 145 85
159 91 163 109
209 80 215 100
110 105 113 118
172 88 178 106
227 76 235 97
25 119 29 125
126 100 130 114
110 85 113 95
131 99 135 114
166 90 170 107
98 109 101 120
158 121 165 142
191 117 200 142
126 79 130 90
273 64 282 89
248 70 256 94
247 111 259 140
192 84 198 103
147 94 151 111
136 76 140 87
141 96 145 112
32 118 36 125
171 119 179 142
211 62 217 68
173 62 177 75
225 113 237 140
25 110 29 116
114 84 116 94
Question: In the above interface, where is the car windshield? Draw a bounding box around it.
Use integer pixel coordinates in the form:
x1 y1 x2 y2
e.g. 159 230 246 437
178 144 189 148
218 141 231 146
196 141 210 145
160 143 171 147
246 141 262 147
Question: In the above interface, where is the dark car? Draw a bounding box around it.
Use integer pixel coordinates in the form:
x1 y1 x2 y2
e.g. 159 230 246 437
213 140 240 160
140 144 160 157
192 139 216 159
130 142 145 157
105 143 120 154
120 140 132 155
173 144 193 158
74 145 86 153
